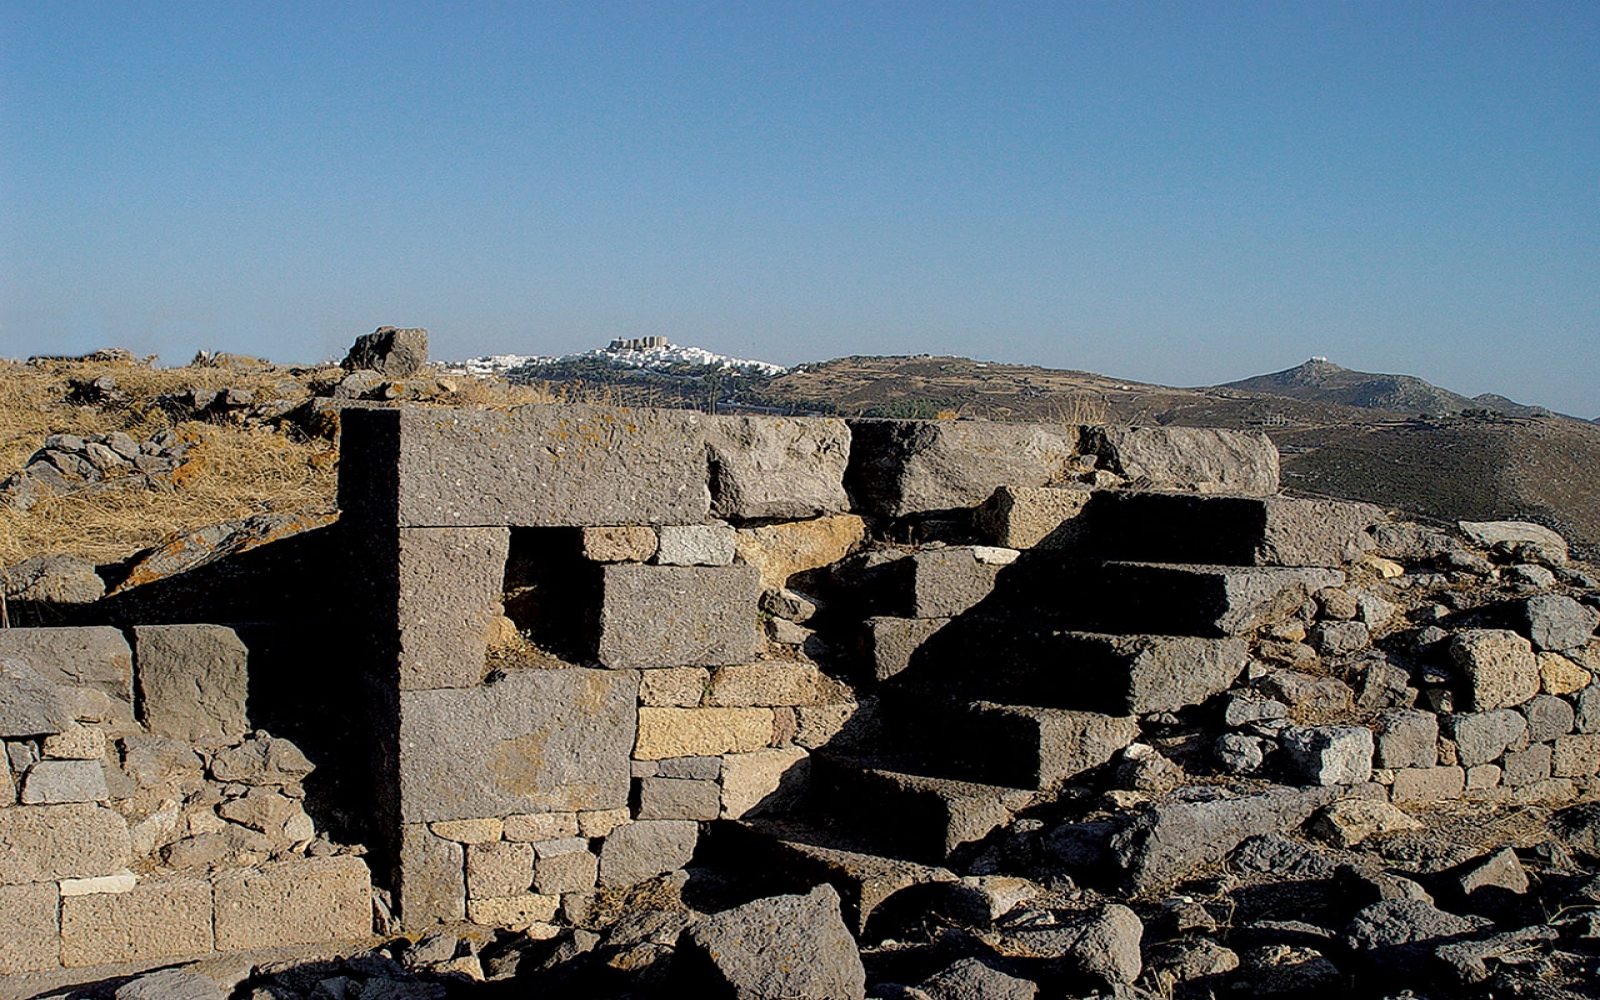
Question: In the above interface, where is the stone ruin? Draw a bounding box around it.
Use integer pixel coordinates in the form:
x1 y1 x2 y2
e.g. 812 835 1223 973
2 404 1599 998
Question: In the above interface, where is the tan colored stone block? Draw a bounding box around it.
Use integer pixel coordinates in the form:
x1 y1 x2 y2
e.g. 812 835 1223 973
578 808 631 838
1390 766 1466 804
720 747 808 819
634 707 775 760
466 841 534 899
639 667 709 707
1554 735 1600 777
707 662 826 707
0 882 59 974
60 877 212 967
1540 652 1593 696
734 515 866 591
974 485 1093 549
42 722 108 760
1450 629 1539 711
0 804 130 885
467 893 560 929
430 818 505 844
796 703 858 749
503 812 579 842
581 526 658 563
212 856 371 951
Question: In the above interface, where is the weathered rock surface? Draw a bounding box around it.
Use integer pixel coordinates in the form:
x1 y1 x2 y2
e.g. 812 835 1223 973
706 415 852 521
133 625 251 745
679 884 867 1000
1450 630 1540 711
343 325 429 377
845 419 1080 518
1082 425 1280 495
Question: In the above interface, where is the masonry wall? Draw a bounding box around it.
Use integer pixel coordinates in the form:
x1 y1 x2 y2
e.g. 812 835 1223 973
0 624 371 977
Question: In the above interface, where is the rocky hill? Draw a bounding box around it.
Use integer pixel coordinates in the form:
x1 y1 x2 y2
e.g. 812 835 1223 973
1223 358 1554 419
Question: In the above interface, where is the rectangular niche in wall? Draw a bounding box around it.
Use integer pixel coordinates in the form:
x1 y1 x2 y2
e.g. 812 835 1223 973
499 527 603 666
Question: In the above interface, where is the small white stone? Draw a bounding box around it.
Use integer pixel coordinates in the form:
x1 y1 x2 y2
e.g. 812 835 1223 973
970 546 1021 566
59 871 138 896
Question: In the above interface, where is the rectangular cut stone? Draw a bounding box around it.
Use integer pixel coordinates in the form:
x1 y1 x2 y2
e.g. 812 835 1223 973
20 759 107 804
339 405 713 527
429 818 504 843
59 871 138 895
865 617 950 682
581 526 658 563
1391 766 1467 804
213 856 372 951
0 882 60 974
845 420 1081 518
133 625 249 745
504 812 580 842
720 746 809 819
707 662 826 707
635 707 775 760
639 666 710 707
1554 735 1600 777
907 548 1006 618
705 415 852 521
1080 493 1381 567
397 527 511 690
399 667 637 822
467 893 559 929
656 524 738 566
974 485 1094 550
1083 425 1280 496
466 841 535 898
531 838 599 894
0 803 131 884
597 819 698 888
578 808 631 838
0 626 133 712
597 565 760 669
636 777 721 820
60 877 213 967
399 824 464 926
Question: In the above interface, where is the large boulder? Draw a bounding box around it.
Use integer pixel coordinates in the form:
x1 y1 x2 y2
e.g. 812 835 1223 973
678 883 866 1000
342 326 428 377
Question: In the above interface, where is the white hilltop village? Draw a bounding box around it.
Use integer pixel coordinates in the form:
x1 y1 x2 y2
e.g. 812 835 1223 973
446 336 789 380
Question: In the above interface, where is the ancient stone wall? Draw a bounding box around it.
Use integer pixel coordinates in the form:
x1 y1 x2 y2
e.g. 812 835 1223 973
0 625 371 977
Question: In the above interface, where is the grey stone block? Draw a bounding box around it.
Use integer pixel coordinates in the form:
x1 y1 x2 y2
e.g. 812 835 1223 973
636 776 721 820
655 756 722 780
845 419 1081 518
339 405 713 527
1373 710 1439 770
399 667 637 822
213 856 371 951
1516 595 1599 652
1279 726 1374 785
0 803 131 884
656 523 737 566
133 625 250 745
1523 694 1576 743
1445 710 1529 767
399 823 465 926
1451 629 1540 711
1081 564 1346 637
705 415 852 521
0 626 133 709
906 547 1012 618
1082 493 1380 566
681 884 866 1000
531 837 598 894
596 564 759 670
865 616 950 682
0 656 71 738
1083 425 1280 495
397 526 510 690
343 325 428 377
1502 743 1553 787
20 759 107 804
1108 785 1339 893
597 819 698 887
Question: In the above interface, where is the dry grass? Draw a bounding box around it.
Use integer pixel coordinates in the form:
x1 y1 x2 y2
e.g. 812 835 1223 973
0 421 337 567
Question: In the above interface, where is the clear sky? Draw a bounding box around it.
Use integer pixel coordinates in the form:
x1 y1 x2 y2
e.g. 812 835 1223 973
2 3 1596 416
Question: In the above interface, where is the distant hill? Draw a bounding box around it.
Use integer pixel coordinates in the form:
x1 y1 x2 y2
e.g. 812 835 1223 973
1223 358 1552 418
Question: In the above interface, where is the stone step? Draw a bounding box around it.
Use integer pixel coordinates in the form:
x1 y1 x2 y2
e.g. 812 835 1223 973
890 622 1250 717
1036 561 1347 637
877 694 1139 789
806 751 1037 865
1077 492 1382 568
705 817 958 935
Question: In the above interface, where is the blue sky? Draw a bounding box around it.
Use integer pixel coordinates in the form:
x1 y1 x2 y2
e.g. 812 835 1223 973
2 3 1596 416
